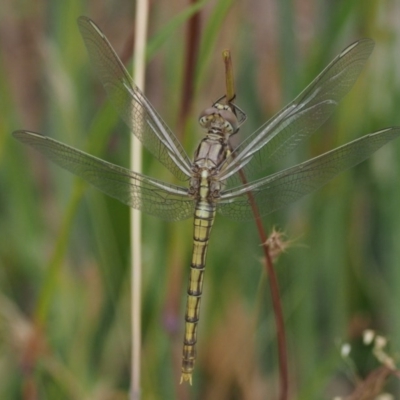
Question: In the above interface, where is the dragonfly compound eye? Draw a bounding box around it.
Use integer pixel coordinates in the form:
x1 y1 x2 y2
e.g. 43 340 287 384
218 110 238 133
199 107 219 128
198 107 239 133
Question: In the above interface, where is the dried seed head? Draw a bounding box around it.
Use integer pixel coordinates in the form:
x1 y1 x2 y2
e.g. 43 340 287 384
261 227 304 262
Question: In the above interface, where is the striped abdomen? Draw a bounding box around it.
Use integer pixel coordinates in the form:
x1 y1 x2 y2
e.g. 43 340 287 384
180 199 216 384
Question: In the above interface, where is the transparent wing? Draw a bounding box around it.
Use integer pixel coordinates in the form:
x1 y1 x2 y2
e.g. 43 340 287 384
77 16 192 181
13 131 194 221
218 127 400 221
221 39 375 187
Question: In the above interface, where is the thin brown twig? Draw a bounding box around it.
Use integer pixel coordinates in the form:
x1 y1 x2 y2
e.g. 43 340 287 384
223 50 289 400
222 50 235 103
242 171 289 400
177 0 201 139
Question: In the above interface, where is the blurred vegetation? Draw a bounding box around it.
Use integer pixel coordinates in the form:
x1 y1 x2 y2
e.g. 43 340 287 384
1 0 400 399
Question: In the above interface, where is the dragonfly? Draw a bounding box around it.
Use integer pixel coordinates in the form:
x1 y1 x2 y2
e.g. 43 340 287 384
13 16 400 384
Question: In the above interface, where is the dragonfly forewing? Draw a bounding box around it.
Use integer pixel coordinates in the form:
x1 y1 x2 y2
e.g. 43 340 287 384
13 130 195 221
218 127 400 221
222 38 375 188
77 16 192 181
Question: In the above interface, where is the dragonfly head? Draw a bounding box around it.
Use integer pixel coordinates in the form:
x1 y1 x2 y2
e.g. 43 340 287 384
199 103 238 135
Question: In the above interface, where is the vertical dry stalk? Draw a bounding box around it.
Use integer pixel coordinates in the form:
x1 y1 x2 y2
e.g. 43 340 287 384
131 1 149 399
224 53 288 400
178 0 201 138
239 171 289 400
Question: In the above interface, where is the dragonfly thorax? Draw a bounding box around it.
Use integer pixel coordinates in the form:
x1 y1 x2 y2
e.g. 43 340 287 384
198 103 238 136
189 167 223 201
191 128 231 200
193 133 231 172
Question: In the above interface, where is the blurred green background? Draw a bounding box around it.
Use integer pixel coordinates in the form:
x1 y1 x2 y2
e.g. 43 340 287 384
1 0 400 399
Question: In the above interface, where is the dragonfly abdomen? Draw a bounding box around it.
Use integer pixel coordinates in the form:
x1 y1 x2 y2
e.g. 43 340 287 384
181 199 216 384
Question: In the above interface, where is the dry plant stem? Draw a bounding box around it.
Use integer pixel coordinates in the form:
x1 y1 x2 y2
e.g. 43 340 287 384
178 0 201 138
239 170 289 400
259 227 289 400
223 50 288 400
131 1 149 399
222 50 235 103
